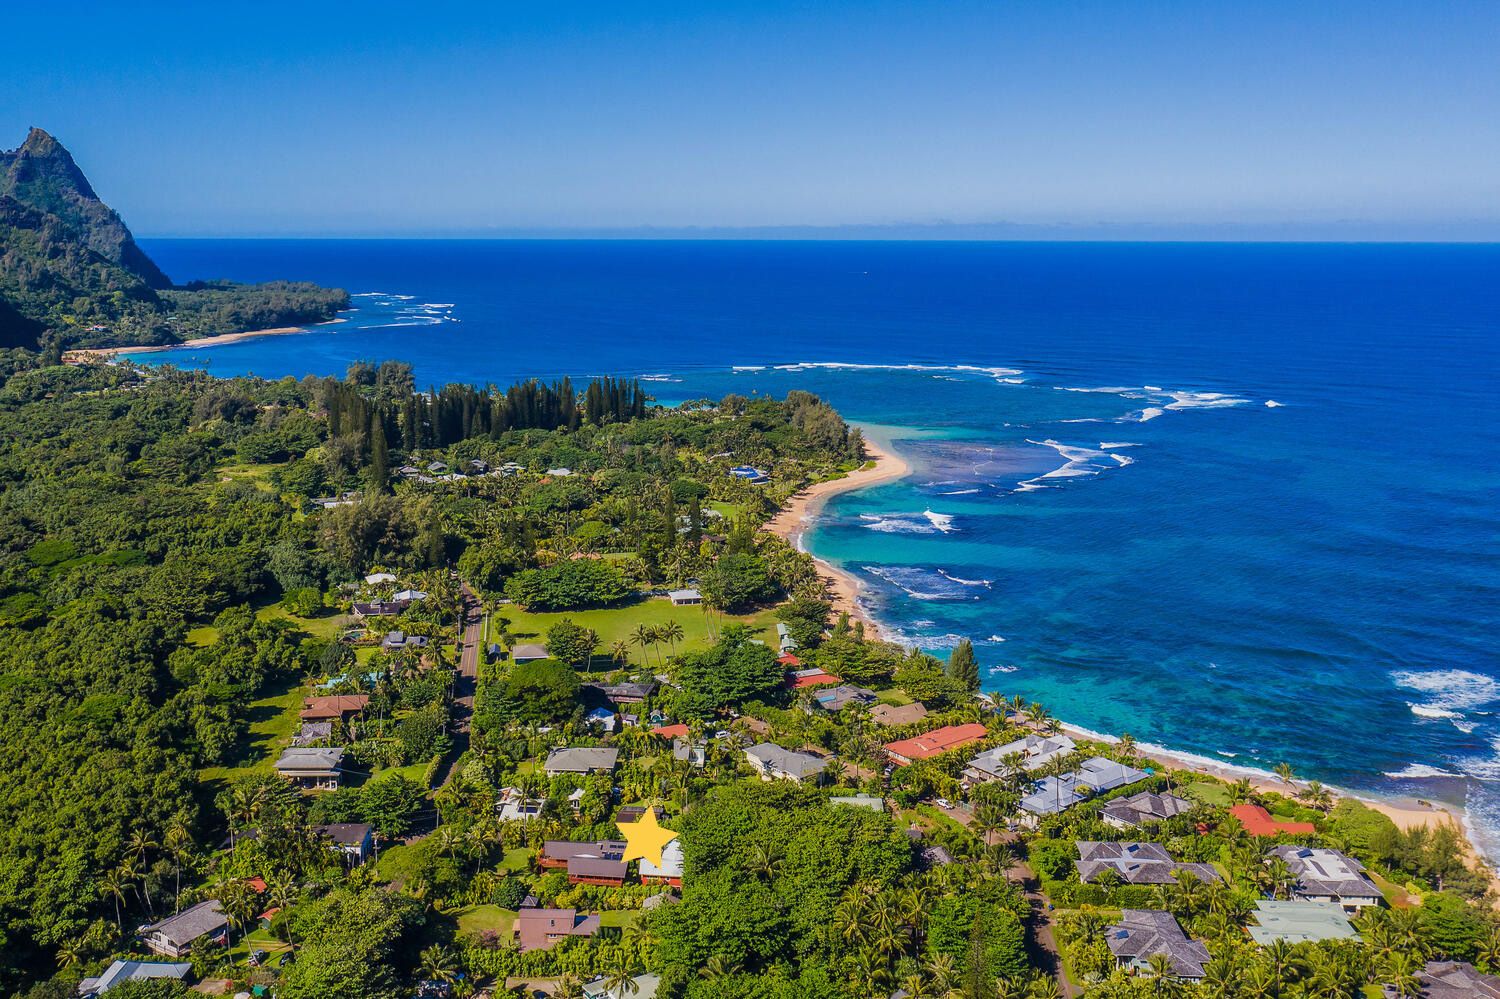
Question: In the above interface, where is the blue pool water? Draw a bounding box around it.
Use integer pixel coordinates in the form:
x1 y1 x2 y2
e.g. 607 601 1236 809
141 239 1500 853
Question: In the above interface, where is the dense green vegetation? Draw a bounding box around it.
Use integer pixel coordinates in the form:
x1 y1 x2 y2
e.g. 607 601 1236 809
0 353 861 995
0 128 347 351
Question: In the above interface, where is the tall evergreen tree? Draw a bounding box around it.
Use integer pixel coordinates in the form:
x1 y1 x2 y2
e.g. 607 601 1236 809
948 638 980 693
366 411 389 493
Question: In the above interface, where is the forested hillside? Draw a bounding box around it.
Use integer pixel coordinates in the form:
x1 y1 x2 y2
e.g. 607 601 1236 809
0 129 347 351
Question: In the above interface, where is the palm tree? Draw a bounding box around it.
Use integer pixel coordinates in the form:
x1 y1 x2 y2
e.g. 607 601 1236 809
698 954 740 979
163 818 192 912
630 624 654 665
418 944 462 985
662 620 685 657
553 976 587 999
1117 732 1138 758
745 842 783 880
602 960 640 996
97 871 128 930
1274 761 1297 785
611 640 632 667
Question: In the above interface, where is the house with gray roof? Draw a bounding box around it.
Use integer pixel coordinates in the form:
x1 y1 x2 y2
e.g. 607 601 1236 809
1101 790 1195 829
1248 899 1359 945
1268 845 1382 912
585 973 661 999
1076 841 1222 886
1388 962 1500 999
1075 756 1149 793
811 684 878 712
543 747 621 776
140 900 227 958
965 733 1077 784
744 742 829 783
1106 910 1210 979
1019 774 1088 822
511 643 550 664
273 747 345 790
77 960 192 997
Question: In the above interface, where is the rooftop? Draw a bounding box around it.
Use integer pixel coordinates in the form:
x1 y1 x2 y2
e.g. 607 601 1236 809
1076 841 1222 886
1107 909 1210 979
745 742 829 780
544 747 621 773
884 723 988 763
1230 803 1318 837
1248 899 1359 945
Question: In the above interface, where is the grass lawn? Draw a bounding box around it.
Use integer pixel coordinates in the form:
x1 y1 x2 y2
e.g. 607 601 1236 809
876 688 914 706
187 599 345 649
499 847 533 873
454 904 517 938
491 596 781 667
199 674 307 784
1371 869 1418 908
599 910 639 929
1183 780 1231 807
228 926 292 962
369 761 432 787
217 461 285 493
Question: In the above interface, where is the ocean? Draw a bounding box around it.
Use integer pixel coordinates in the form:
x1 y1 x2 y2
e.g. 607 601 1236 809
140 238 1500 855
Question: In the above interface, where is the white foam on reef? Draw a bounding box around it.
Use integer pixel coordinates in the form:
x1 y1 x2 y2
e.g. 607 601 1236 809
1015 439 1126 492
1099 441 1141 449
924 510 957 532
937 569 991 587
986 634 1006 642
1266 400 1285 408
1385 764 1462 779
732 365 766 371
640 374 681 382
1392 668 1500 733
1135 407 1166 422
1164 390 1251 410
989 664 1018 674
862 565 985 602
1216 750 1238 758
770 361 1024 380
421 303 454 308
937 488 979 495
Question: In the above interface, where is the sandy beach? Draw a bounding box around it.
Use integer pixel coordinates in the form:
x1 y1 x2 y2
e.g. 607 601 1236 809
63 317 346 363
765 431 910 630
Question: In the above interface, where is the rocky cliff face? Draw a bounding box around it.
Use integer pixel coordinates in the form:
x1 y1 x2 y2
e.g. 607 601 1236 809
1 127 170 290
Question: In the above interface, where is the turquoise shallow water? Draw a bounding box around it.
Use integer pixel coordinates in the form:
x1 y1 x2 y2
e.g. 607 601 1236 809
138 239 1500 855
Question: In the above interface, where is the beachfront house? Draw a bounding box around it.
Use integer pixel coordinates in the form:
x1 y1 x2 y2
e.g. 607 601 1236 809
1106 910 1210 980
1247 899 1359 945
1230 803 1318 837
1384 963 1500 999
787 666 841 690
964 733 1077 784
1101 790 1195 829
140 900 228 958
1017 755 1149 824
884 723 988 766
1268 845 1382 912
744 743 829 783
273 747 345 790
543 746 621 777
1076 841 1222 885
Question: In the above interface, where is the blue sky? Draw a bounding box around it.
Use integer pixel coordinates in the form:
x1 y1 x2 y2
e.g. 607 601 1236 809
4 1 1498 237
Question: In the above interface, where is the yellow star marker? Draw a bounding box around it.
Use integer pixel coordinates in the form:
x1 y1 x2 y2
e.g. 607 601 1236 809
619 808 678 868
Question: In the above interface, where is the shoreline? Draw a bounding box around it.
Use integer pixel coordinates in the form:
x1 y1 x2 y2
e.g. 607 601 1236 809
764 429 1496 893
63 316 346 362
764 429 910 630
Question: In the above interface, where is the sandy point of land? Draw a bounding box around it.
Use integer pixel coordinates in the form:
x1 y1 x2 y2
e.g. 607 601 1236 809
64 317 347 362
765 432 910 631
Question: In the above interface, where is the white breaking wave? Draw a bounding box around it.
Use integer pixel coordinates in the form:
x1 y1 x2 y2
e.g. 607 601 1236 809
924 510 957 532
1164 390 1251 411
1110 453 1135 466
989 664 1018 674
863 565 985 602
986 634 1006 643
1014 439 1128 492
1266 400 1285 408
1099 441 1141 449
937 569 991 587
1384 764 1462 780
1393 668 1500 734
937 488 980 495
769 361 1023 380
731 365 766 371
640 375 681 382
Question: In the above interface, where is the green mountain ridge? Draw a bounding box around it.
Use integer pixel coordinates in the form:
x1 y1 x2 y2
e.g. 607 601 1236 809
0 128 347 351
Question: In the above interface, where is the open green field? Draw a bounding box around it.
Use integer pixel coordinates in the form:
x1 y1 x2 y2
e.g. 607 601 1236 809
491 596 781 667
199 675 307 784
599 910 639 929
1183 780 1232 807
454 903 517 938
187 599 346 649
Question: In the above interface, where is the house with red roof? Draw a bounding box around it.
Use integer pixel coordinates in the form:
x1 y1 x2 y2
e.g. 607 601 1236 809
1229 804 1318 837
884 723 988 766
786 666 840 690
651 723 691 740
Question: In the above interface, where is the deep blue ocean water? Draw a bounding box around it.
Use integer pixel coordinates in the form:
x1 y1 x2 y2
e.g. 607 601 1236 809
141 239 1500 854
